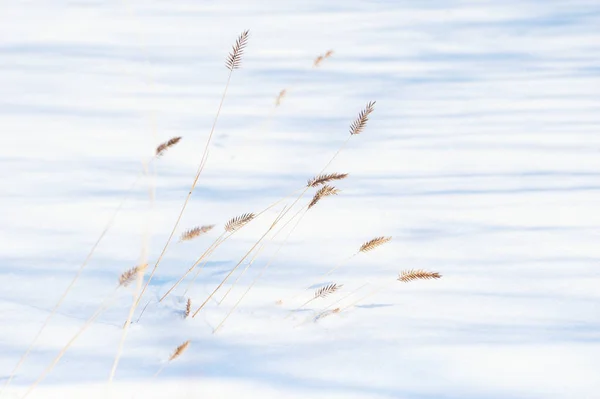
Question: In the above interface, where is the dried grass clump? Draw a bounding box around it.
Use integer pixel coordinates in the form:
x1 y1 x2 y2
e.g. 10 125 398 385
398 269 442 283
179 225 215 242
308 185 340 209
118 264 148 287
359 236 392 253
226 30 250 70
155 137 182 157
349 101 376 135
225 213 255 232
307 172 348 188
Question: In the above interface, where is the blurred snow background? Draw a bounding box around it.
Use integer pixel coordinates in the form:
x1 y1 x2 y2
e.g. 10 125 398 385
1 1 600 398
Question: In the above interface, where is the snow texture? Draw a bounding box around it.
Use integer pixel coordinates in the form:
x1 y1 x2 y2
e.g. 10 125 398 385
1 1 600 398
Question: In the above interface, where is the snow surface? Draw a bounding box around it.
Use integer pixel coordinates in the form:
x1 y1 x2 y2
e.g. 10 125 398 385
1 0 600 398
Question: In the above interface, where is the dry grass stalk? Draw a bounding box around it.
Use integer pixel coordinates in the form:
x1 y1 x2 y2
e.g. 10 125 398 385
177 204 284 302
323 236 390 276
1 168 153 393
287 282 343 319
110 159 155 387
184 298 191 318
225 212 255 232
155 136 182 157
307 172 348 187
181 237 226 296
359 236 392 253
118 264 148 287
137 30 251 314
398 269 442 283
210 99 377 324
308 185 340 209
349 101 376 135
159 232 227 302
314 307 341 323
226 30 250 70
342 271 442 313
320 283 369 312
179 224 215 242
23 289 118 398
213 206 308 333
182 191 311 298
193 203 293 318
217 242 265 305
275 89 287 106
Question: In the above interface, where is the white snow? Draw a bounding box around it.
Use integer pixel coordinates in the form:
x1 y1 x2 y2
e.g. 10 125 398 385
1 1 600 398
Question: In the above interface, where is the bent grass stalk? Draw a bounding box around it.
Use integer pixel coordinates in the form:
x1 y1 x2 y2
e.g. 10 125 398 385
108 160 155 385
283 235 390 305
214 183 339 306
216 242 265 305
261 101 379 306
326 236 392 276
160 211 259 302
177 189 302 298
165 187 304 301
213 205 306 333
216 203 306 307
294 285 368 328
320 283 369 314
0 149 174 394
159 231 227 302
286 283 343 319
340 270 442 312
181 235 226 297
108 264 147 384
191 203 292 317
160 102 360 305
22 288 120 399
137 30 250 310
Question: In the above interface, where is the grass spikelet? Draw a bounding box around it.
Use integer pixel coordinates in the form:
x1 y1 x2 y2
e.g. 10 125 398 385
307 172 348 187
359 236 392 253
308 185 340 209
313 55 324 67
287 283 343 319
179 225 215 242
398 269 442 283
155 136 182 157
349 101 376 135
118 264 148 287
225 30 250 70
225 213 255 232
314 49 334 67
155 340 191 378
275 89 287 106
184 298 191 319
169 340 190 361
315 283 343 299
